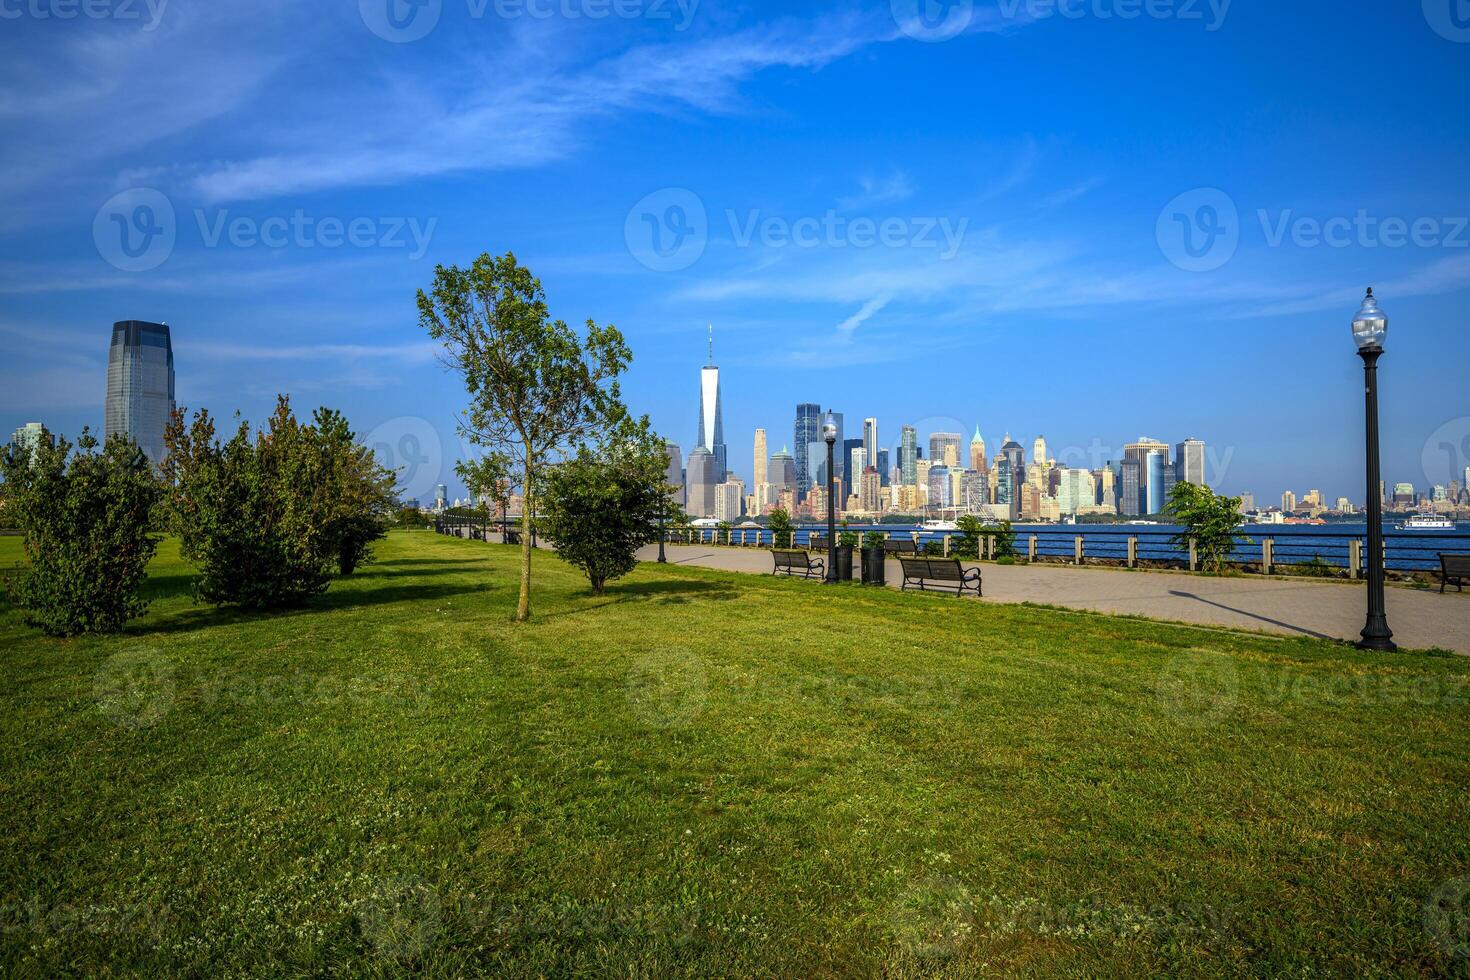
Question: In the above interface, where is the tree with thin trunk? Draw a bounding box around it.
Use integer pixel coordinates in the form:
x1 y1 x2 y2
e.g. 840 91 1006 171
417 252 632 622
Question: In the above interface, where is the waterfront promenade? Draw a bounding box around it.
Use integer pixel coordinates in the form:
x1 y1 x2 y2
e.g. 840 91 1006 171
635 543 1470 654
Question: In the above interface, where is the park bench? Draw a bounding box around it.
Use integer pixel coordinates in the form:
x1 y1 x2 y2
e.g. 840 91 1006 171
883 538 919 557
772 549 825 580
897 557 982 598
1438 553 1470 593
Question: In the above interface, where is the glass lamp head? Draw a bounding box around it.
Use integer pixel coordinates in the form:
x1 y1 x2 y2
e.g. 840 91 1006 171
822 413 838 445
1352 287 1387 350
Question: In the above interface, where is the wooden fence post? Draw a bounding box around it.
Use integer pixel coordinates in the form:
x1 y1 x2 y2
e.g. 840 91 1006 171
1262 538 1273 575
1349 539 1362 579
1188 538 1198 572
1028 535 1038 562
1075 535 1084 566
1127 536 1138 569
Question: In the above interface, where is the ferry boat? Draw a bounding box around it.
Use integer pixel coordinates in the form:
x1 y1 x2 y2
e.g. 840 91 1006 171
921 519 958 531
1397 512 1456 531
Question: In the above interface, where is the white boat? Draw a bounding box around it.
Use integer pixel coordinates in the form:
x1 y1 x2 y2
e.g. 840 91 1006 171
921 519 958 531
1397 513 1456 531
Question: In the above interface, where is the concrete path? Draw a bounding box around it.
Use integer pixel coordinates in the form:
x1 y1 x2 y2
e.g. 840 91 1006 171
634 543 1470 654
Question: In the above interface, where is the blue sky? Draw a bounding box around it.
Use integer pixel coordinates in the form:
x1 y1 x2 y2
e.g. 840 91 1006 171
1 0 1467 505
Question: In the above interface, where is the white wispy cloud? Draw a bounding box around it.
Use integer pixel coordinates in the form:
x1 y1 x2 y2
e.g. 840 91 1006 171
837 174 914 211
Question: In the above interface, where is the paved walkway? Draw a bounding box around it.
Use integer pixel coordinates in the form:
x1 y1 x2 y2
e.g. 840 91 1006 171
634 543 1470 654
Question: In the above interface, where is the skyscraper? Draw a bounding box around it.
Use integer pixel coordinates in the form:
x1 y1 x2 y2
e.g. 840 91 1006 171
859 466 882 514
685 447 718 518
1123 439 1170 514
998 436 1025 519
927 465 951 508
664 441 684 505
875 449 890 487
969 427 987 472
769 446 796 496
929 432 962 470
697 325 726 481
794 403 821 500
105 319 175 467
862 418 878 468
842 437 863 499
1175 438 1206 487
1032 435 1048 466
9 422 52 466
898 425 918 485
753 428 767 488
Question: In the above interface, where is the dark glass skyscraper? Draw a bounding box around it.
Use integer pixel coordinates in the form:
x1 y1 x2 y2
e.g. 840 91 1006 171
794 403 821 500
898 425 918 485
105 320 175 467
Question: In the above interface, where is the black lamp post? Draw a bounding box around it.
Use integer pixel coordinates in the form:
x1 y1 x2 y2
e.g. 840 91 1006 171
657 498 668 564
1353 287 1396 652
823 413 838 583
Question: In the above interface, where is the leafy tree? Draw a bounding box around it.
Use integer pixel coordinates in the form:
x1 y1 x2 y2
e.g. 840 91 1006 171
418 252 632 622
312 408 398 575
1165 482 1244 574
768 508 795 548
1 429 161 636
537 419 677 594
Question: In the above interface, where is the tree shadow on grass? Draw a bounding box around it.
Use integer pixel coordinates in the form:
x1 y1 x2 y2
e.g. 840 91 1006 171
535 578 739 621
139 582 490 636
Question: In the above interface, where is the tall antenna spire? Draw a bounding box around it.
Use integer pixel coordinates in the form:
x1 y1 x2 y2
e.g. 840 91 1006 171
707 323 714 366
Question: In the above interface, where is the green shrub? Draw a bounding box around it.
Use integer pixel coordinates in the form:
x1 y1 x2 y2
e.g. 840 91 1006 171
539 420 674 594
1 429 161 636
768 509 795 549
164 398 392 607
862 531 885 550
1165 482 1244 574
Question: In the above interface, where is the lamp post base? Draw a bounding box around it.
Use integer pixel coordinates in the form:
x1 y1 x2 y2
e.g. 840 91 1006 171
1357 617 1396 653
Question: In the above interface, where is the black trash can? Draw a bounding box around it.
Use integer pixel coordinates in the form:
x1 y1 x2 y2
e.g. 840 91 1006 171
833 545 854 582
861 546 886 586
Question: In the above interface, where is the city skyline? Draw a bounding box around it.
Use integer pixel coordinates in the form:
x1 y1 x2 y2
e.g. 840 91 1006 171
1 4 1466 511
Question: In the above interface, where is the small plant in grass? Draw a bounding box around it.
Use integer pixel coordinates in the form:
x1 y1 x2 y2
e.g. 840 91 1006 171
768 508 795 548
1164 482 1244 574
1 429 162 636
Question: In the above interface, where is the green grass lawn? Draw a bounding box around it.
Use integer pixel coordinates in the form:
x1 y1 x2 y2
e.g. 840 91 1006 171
2 530 1468 977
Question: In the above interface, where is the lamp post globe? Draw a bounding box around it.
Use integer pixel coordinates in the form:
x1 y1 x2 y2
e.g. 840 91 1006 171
823 413 838 584
1353 287 1395 652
